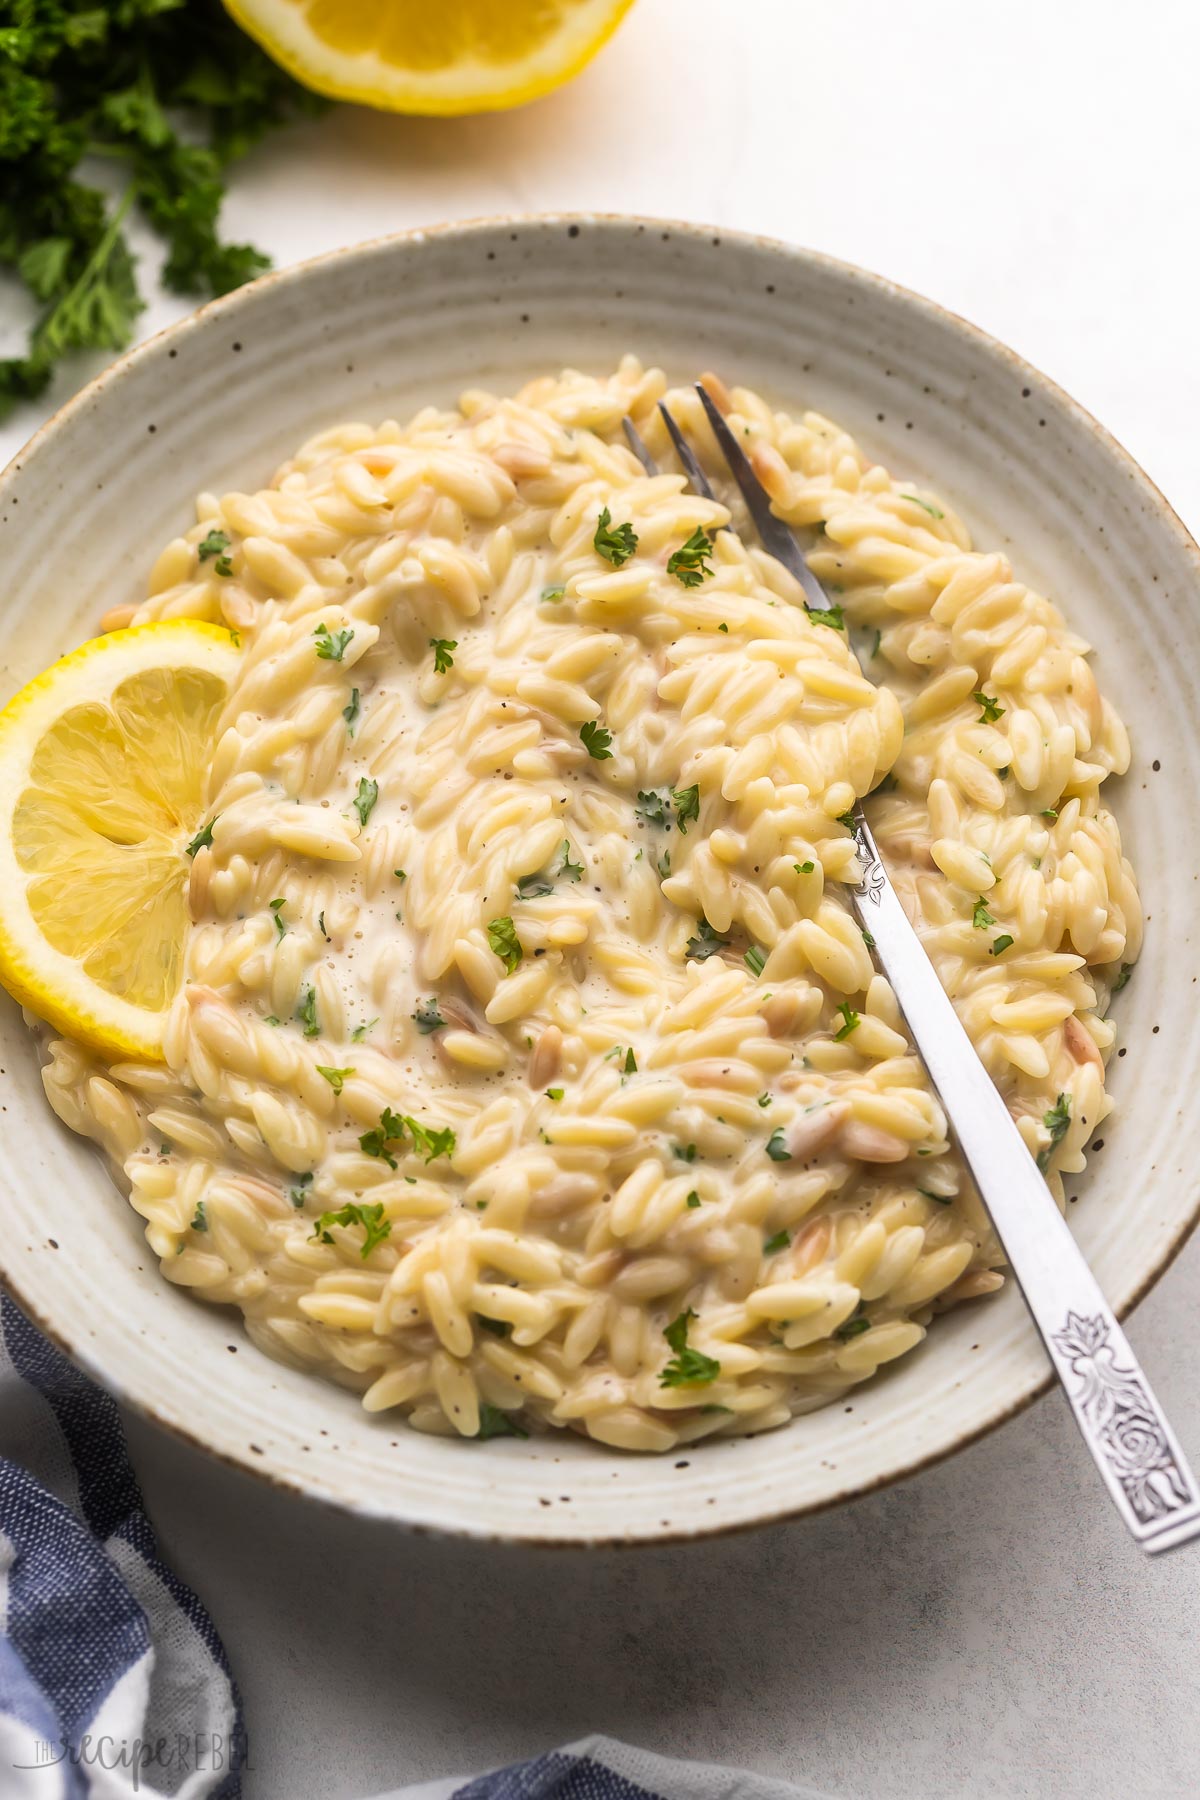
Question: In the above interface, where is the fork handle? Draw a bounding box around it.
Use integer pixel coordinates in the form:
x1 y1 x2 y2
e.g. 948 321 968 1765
849 809 1200 1553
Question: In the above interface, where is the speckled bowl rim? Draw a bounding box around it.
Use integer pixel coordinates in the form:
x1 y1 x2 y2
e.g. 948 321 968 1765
3 212 1199 1546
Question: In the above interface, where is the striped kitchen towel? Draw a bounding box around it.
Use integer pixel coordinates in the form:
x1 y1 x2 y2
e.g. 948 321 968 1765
378 1740 835 1800
0 1295 244 1800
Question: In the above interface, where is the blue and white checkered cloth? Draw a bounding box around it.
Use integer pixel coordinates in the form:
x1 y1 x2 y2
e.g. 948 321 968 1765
0 1293 824 1800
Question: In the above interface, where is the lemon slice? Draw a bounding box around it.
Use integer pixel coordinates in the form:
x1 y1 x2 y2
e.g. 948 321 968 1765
0 621 241 1062
224 0 635 114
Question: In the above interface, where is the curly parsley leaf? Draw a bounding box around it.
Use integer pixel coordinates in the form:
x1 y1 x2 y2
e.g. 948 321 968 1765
315 1065 353 1095
353 776 379 828
972 898 995 929
672 784 700 834
807 602 845 630
429 637 457 675
635 789 672 828
558 840 584 882
310 1202 390 1260
659 1310 721 1388
765 1128 792 1163
314 622 353 662
1037 1093 1071 1172
685 918 729 962
516 871 555 899
185 817 216 858
412 998 445 1034
973 690 1005 723
476 1404 529 1440
487 915 522 974
593 506 638 567
666 526 714 588
579 720 613 760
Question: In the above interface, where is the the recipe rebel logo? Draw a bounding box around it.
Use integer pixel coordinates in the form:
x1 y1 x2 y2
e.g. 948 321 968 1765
14 1728 251 1789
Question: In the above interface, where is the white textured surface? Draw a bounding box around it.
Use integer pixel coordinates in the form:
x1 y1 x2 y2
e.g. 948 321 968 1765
3 0 1200 1793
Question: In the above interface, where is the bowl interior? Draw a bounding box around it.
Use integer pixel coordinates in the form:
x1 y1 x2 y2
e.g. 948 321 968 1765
1 216 1197 1544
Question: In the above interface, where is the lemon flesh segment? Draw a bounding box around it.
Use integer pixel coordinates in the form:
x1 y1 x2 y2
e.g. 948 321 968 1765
0 622 241 1061
224 0 635 114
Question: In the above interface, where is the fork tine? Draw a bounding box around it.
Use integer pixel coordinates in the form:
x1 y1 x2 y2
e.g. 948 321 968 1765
658 402 719 505
694 383 828 610
622 415 659 476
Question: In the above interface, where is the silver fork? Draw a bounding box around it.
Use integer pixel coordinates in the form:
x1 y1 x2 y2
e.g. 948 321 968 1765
626 385 1200 1555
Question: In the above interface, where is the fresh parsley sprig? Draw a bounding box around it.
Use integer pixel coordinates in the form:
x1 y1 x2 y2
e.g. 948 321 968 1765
659 1310 721 1388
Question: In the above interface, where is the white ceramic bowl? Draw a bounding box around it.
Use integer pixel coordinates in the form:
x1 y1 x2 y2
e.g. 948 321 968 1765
1 216 1197 1545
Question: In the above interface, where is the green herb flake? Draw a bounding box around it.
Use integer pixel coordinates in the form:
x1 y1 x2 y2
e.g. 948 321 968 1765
686 1190 702 1208
310 1201 391 1260
593 506 638 567
796 860 815 875
579 720 614 760
765 1128 792 1163
198 528 230 562
1041 808 1059 821
673 1143 698 1163
635 789 671 829
836 1314 872 1341
516 871 555 899
918 1188 953 1205
623 1048 637 1074
659 1310 721 1388
990 934 1015 956
837 810 858 832
289 1172 313 1209
477 1315 510 1337
672 784 700 834
412 998 445 1034
808 602 845 631
1113 963 1134 993
833 1002 860 1040
314 622 354 662
870 629 882 659
757 1093 772 1108
353 777 379 828
476 1404 529 1440
429 636 457 675
763 1229 790 1255
315 1065 353 1095
685 917 729 961
972 898 995 930
1037 1093 1072 1172
861 928 875 950
318 911 329 941
540 584 566 603
973 690 1005 723
558 841 584 882
350 1019 377 1042
666 526 715 588
185 818 216 858
190 1202 207 1233
900 494 945 520
487 915 522 974
297 987 319 1038
745 946 766 978
343 687 361 733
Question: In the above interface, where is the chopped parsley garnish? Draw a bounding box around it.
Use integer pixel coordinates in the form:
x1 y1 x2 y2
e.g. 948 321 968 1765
666 526 714 588
185 818 216 858
656 848 671 879
559 841 584 881
198 528 230 562
765 1128 792 1162
264 1015 281 1027
764 1229 790 1255
394 869 407 882
796 860 815 875
686 1190 702 1208
267 898 286 939
359 1108 455 1168
623 1048 637 1074
353 777 379 828
833 1002 860 1040
318 910 329 941
289 1172 313 1209
990 934 1015 956
1041 808 1058 821
429 636 457 675
672 784 700 833
476 1316 510 1337
870 629 882 658
745 946 766 978
350 1018 377 1042
973 690 1005 723
314 622 354 662
659 1310 721 1388
190 1202 207 1233
808 602 845 630
635 789 672 828
972 898 995 929
297 987 319 1038
540 585 566 603
1113 963 1134 993
579 720 614 760
837 810 858 831
593 507 638 566
545 1087 563 1101
918 1188 952 1205
685 918 729 961
673 1143 698 1163
901 494 944 519
310 1201 391 1259
476 1404 529 1440
1037 1093 1071 1172
836 1314 871 1341
412 998 445 1034
315 1065 353 1095
516 872 555 899
343 687 361 733
487 915 522 973
757 1093 772 1108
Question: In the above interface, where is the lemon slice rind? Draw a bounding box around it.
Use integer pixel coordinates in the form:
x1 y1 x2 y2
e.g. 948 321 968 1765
0 621 241 1062
223 0 635 115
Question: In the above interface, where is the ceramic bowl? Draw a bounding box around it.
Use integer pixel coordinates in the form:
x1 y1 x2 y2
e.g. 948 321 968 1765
1 216 1197 1545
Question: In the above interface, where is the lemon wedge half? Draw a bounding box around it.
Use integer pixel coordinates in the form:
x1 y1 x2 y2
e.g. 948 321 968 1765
224 0 635 115
0 621 241 1062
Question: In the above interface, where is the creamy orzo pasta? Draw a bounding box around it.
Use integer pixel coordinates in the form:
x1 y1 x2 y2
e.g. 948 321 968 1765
41 358 1140 1451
